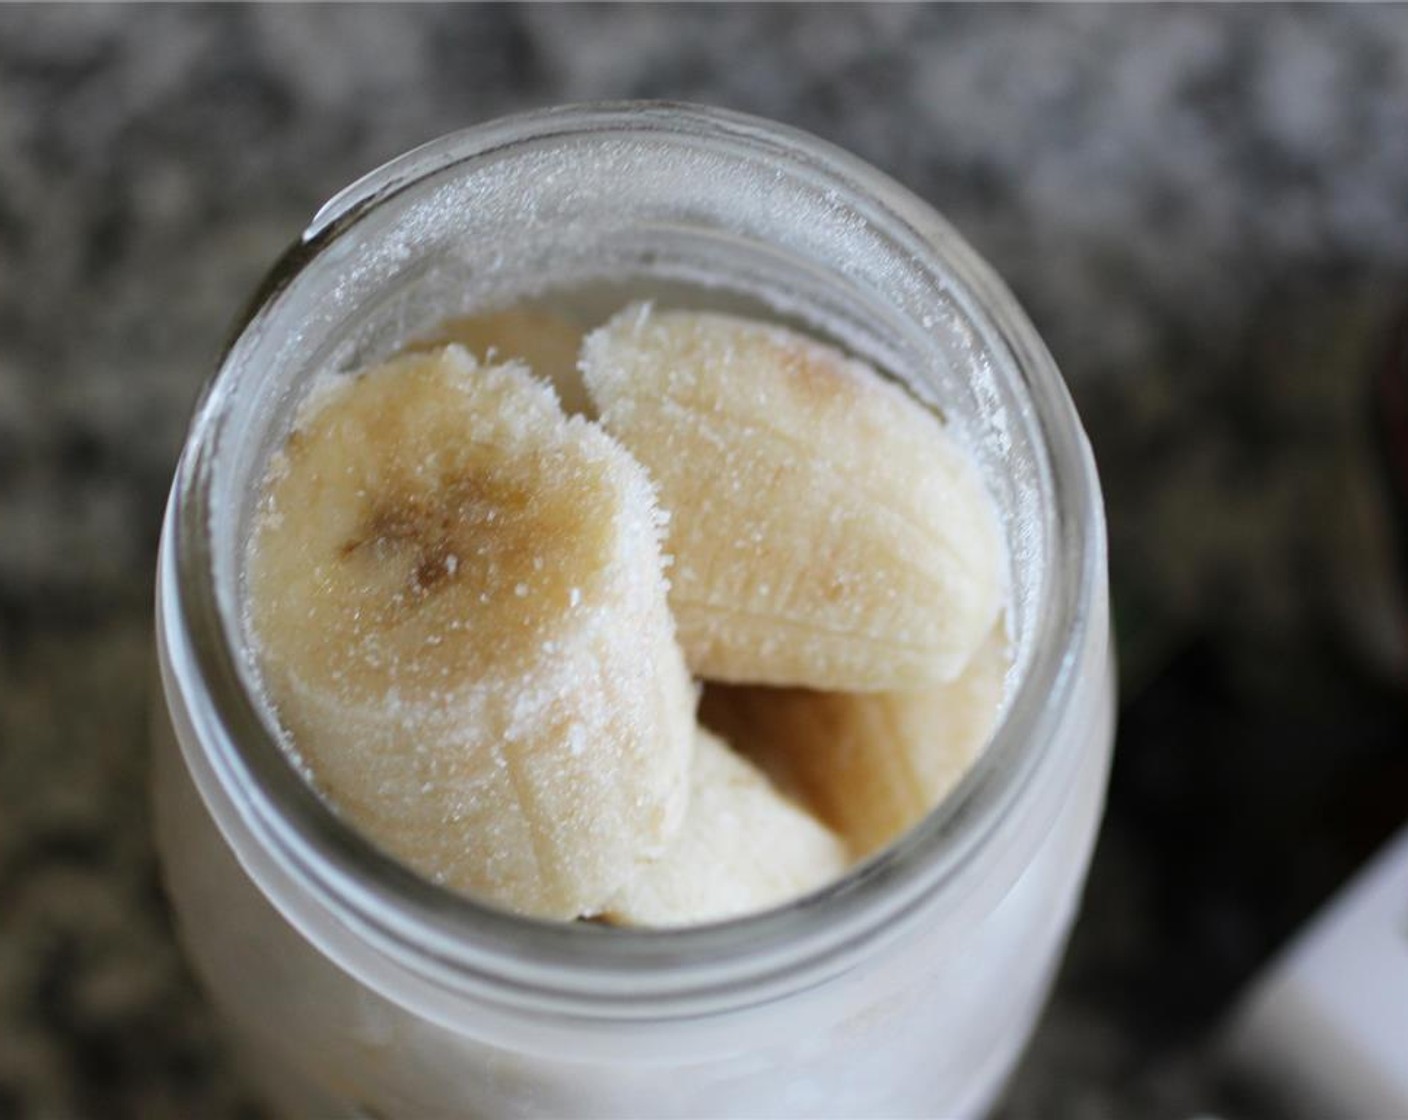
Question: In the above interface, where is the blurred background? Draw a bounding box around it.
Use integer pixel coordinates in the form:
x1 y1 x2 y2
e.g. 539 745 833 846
2 5 1407 1118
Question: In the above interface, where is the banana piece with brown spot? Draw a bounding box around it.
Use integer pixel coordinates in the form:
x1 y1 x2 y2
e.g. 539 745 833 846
246 345 695 919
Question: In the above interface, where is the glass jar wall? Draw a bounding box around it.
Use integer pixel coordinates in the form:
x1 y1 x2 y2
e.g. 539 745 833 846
153 103 1114 1119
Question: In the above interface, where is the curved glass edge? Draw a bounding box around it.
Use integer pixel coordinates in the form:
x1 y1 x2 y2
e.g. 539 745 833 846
164 101 1112 1017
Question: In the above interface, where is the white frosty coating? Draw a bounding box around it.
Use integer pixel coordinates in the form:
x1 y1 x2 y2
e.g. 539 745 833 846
213 121 1038 922
400 305 593 418
603 728 848 928
581 305 1007 692
244 345 695 919
212 130 1044 733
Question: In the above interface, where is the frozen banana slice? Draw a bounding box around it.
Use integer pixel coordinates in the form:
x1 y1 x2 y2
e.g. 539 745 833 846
404 306 589 416
581 305 1004 691
246 346 694 919
701 624 1010 857
603 728 848 928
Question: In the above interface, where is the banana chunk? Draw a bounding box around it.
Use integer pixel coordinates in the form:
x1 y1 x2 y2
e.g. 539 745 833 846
246 346 694 919
701 624 1010 858
603 728 848 928
581 306 1004 691
404 306 590 417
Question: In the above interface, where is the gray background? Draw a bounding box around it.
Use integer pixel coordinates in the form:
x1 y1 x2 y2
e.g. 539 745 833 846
4 5 1408 1118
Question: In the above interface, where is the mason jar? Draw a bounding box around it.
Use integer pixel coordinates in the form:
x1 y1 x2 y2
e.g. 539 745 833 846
153 102 1114 1119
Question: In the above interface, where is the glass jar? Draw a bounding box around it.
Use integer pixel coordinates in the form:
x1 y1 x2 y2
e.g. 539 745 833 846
153 102 1114 1119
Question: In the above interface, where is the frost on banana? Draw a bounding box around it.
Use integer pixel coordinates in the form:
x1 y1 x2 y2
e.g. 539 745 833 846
581 306 1004 692
603 728 848 928
403 305 591 417
246 346 694 919
700 625 1010 858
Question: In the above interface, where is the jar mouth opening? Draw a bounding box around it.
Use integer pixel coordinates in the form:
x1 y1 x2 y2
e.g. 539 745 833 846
164 101 1105 1017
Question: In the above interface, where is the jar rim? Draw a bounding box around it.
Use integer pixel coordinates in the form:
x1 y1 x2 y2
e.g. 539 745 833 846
163 100 1106 1020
